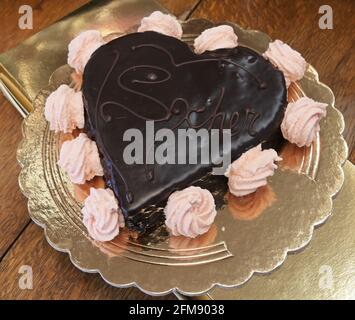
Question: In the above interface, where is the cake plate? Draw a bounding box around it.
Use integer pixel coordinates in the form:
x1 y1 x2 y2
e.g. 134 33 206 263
17 19 348 296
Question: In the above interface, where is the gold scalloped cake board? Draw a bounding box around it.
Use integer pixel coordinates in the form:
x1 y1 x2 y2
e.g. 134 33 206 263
17 20 348 296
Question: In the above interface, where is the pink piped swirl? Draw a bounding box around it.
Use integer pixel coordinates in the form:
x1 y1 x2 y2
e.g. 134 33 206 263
263 39 307 87
44 84 84 133
164 186 217 238
225 145 282 197
82 188 125 242
281 97 327 147
68 30 106 73
194 25 238 54
58 133 104 184
138 11 183 39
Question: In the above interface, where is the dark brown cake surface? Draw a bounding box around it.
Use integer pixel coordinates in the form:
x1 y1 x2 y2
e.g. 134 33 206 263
82 31 287 232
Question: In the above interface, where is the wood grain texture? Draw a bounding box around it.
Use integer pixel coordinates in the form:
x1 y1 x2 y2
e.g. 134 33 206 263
0 0 90 53
192 0 355 159
0 99 31 258
0 0 93 259
0 0 89 259
0 223 175 299
160 0 201 19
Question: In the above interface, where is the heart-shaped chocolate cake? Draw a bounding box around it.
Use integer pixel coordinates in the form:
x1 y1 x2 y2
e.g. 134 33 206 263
82 31 287 232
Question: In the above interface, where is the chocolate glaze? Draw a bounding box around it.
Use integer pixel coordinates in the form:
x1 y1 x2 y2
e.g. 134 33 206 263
82 31 287 233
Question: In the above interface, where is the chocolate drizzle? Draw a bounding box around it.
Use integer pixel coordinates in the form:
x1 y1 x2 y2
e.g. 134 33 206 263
82 31 287 233
93 50 134 203
133 43 266 88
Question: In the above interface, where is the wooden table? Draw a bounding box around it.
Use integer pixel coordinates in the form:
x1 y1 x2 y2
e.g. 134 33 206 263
0 0 353 299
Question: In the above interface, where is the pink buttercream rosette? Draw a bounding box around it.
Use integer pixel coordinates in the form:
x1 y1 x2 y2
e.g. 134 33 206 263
263 39 307 87
194 25 238 54
281 97 327 147
164 186 217 238
137 11 183 39
68 30 106 74
44 84 84 134
57 133 104 185
225 145 282 197
82 188 125 242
